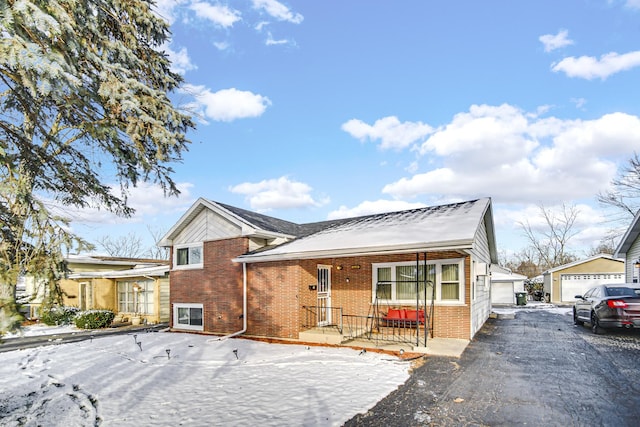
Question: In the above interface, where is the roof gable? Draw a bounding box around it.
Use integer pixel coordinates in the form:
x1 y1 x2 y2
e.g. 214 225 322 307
614 209 640 258
160 198 300 246
543 254 623 274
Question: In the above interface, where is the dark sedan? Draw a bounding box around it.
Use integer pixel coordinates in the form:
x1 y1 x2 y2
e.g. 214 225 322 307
573 284 640 334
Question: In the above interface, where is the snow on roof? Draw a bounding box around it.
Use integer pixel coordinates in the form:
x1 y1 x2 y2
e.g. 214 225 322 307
236 198 492 262
66 254 167 266
68 264 169 279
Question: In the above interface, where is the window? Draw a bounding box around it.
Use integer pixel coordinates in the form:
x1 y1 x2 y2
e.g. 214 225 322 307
372 259 464 304
174 243 203 269
173 303 203 331
117 280 154 314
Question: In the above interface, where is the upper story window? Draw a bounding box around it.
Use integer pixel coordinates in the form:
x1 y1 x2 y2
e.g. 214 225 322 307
372 258 465 305
174 243 203 270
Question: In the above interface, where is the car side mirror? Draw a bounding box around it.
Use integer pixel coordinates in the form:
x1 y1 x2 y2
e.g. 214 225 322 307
574 295 583 300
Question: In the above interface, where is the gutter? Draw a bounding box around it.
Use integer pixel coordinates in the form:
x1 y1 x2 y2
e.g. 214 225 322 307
232 240 474 263
215 262 247 341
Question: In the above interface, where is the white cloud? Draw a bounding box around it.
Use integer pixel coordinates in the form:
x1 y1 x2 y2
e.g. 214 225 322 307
342 116 433 150
152 0 190 24
497 203 612 255
571 97 587 109
229 176 329 211
183 84 272 122
56 182 195 225
552 51 640 80
327 200 427 220
539 29 573 52
189 2 241 28
213 41 230 51
162 44 197 75
380 105 640 205
255 21 270 31
252 0 304 24
626 0 640 9
266 32 292 46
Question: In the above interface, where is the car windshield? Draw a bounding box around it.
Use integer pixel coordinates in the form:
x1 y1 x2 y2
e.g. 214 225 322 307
606 287 639 297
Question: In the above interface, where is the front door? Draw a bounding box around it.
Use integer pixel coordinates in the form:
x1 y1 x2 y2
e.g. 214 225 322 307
317 266 331 326
79 282 92 311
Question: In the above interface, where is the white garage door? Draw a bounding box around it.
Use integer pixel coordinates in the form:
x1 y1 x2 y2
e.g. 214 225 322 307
560 273 624 302
492 281 515 304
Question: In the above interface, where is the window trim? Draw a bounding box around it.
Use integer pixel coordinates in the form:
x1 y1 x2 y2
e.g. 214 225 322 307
117 279 154 314
173 243 204 270
173 303 204 331
372 258 466 305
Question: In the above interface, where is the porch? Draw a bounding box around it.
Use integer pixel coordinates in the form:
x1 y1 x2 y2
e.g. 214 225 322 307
300 305 466 356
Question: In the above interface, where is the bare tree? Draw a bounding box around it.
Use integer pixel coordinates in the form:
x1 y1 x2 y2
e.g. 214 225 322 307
519 203 579 270
96 233 145 258
96 226 168 260
502 247 544 278
585 234 618 257
146 226 169 260
598 152 640 221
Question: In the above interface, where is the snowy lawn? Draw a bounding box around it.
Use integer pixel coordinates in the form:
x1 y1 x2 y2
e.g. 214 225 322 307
0 330 410 426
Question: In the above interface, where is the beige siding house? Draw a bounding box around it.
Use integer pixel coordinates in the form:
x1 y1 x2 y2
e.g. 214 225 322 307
542 254 624 303
22 255 169 324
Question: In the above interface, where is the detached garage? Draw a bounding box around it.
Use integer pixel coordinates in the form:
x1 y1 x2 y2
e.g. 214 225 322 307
490 265 526 305
542 254 624 303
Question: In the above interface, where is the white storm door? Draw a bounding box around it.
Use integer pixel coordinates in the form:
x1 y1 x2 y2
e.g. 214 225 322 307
317 266 331 326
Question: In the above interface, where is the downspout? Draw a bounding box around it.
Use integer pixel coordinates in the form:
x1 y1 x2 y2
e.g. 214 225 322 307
216 262 248 341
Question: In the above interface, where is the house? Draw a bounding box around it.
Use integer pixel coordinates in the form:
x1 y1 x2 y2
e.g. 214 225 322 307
160 197 498 350
490 265 527 305
22 255 170 324
542 254 624 303
613 209 640 282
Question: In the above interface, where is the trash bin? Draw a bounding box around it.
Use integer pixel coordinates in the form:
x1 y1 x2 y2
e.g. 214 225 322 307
515 292 527 306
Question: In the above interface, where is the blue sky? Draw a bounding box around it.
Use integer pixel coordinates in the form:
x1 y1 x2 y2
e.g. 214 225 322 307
71 0 640 259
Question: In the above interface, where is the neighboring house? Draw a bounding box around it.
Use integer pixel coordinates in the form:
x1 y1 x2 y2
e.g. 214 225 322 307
614 209 640 283
542 254 624 303
61 255 170 324
22 255 169 324
490 265 526 305
160 197 498 350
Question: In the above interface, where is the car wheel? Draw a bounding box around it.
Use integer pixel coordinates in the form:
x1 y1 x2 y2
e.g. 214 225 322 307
591 312 601 334
573 309 584 326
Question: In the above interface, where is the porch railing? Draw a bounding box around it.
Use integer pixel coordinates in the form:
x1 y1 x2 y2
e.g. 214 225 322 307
301 306 428 347
302 305 343 333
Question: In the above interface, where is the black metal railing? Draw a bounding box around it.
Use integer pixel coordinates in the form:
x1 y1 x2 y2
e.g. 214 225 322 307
301 306 428 347
302 305 343 333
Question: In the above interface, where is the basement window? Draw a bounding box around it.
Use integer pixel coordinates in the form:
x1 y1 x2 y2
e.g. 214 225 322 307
173 303 203 331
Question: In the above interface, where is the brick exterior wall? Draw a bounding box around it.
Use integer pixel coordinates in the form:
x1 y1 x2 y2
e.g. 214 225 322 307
170 237 248 334
171 240 473 340
250 251 472 340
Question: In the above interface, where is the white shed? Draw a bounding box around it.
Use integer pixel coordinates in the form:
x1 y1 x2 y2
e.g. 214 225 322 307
490 265 526 305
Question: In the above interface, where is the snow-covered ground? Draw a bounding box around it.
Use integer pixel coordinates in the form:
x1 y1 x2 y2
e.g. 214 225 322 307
0 329 410 426
492 303 572 316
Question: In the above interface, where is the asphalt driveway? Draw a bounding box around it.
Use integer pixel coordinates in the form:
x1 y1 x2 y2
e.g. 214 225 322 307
346 308 640 426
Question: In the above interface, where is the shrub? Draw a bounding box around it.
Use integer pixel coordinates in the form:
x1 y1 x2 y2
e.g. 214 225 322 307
74 310 115 329
39 306 80 326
